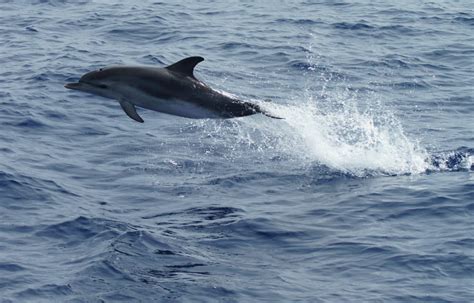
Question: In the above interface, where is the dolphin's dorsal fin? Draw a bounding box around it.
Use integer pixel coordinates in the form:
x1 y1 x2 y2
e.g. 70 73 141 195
166 56 204 78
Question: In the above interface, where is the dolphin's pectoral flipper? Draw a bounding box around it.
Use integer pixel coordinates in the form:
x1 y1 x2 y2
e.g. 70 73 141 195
166 56 204 79
119 100 144 123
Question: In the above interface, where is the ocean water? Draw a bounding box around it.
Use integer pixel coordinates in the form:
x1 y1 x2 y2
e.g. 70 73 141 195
0 0 473 302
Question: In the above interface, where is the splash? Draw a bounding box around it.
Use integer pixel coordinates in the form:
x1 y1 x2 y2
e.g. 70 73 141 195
190 86 432 177
254 91 430 176
189 46 471 177
193 93 472 176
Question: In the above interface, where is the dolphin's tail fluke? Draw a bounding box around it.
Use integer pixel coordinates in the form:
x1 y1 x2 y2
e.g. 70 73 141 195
261 111 284 119
236 101 283 119
255 103 283 119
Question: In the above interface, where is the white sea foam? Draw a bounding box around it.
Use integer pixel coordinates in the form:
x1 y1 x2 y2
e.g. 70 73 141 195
256 95 430 176
194 86 431 177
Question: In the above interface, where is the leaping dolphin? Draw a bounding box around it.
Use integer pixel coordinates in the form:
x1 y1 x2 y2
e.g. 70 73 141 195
65 56 280 123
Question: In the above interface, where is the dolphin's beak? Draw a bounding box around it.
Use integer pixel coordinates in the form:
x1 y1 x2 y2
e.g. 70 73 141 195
64 82 83 90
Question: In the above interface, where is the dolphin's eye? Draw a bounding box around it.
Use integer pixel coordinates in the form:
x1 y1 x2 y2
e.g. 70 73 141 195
98 84 108 89
99 68 103 71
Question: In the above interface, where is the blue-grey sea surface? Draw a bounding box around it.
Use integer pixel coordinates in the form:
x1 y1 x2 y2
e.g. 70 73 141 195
0 0 473 302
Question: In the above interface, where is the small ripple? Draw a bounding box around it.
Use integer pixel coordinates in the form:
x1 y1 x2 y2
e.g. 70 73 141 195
4 118 48 129
219 42 253 50
323 241 400 257
332 22 373 30
453 16 474 26
81 259 135 282
386 204 464 220
25 26 38 32
385 253 473 278
287 60 349 79
35 216 128 242
206 172 274 187
357 58 411 69
0 170 77 205
391 81 431 89
274 18 323 26
148 263 209 279
0 263 26 272
143 206 243 222
43 109 67 120
15 284 73 300
140 54 166 65
111 229 175 257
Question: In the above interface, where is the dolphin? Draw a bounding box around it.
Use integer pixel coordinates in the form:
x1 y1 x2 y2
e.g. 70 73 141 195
65 56 280 123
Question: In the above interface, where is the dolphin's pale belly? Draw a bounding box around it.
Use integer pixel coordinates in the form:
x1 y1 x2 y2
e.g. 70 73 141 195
122 88 222 119
141 97 222 119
